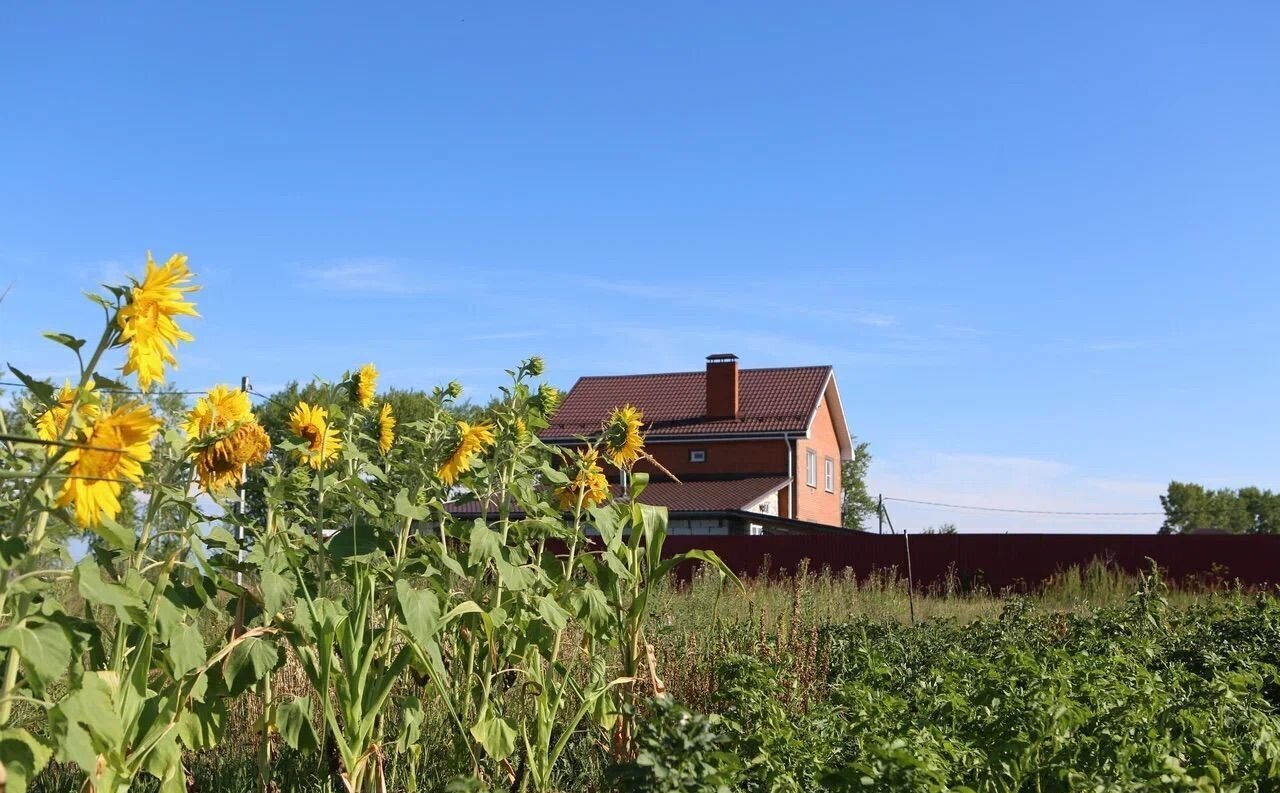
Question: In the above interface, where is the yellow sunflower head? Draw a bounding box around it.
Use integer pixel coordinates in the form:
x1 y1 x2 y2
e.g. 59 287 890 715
437 420 495 486
184 384 252 439
555 449 611 511
35 379 100 443
289 401 341 470
352 363 378 409
377 402 396 455
187 385 271 492
116 252 199 391
56 401 160 528
602 405 644 468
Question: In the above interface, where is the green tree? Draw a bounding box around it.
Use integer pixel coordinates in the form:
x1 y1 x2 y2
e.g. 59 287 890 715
841 439 876 531
1159 481 1280 534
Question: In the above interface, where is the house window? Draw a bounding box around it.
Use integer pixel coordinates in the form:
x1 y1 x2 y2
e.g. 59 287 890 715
824 457 835 493
805 448 817 487
689 449 706 463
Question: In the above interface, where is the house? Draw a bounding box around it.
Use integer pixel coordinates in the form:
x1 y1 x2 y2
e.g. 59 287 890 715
541 354 855 534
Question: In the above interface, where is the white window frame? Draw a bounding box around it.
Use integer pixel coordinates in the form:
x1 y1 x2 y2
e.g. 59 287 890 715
805 448 817 488
689 449 706 463
824 457 835 493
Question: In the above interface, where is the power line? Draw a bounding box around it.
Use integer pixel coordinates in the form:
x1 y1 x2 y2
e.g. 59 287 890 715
246 386 291 408
0 381 207 396
882 496 1161 517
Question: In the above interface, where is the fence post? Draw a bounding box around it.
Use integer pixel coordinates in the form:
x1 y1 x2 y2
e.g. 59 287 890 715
882 502 915 624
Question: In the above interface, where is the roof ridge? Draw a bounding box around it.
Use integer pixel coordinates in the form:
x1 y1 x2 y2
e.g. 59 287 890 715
574 364 830 381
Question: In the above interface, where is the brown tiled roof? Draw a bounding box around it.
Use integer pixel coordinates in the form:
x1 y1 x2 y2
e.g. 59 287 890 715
634 476 791 512
542 366 831 440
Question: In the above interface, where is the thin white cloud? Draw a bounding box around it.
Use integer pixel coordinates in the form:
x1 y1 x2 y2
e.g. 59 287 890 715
867 451 1164 534
579 276 897 329
1078 340 1145 353
304 260 440 295
462 330 544 342
853 313 896 328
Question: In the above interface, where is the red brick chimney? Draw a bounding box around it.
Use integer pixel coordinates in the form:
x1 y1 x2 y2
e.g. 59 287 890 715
705 353 740 419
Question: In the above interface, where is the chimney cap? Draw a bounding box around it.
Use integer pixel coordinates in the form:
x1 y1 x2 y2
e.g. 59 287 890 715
706 353 739 363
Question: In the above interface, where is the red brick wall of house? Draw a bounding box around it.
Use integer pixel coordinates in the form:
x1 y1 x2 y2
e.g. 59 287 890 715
629 439 790 480
792 393 842 526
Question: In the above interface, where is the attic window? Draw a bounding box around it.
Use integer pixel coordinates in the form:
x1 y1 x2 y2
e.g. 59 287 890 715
689 449 707 463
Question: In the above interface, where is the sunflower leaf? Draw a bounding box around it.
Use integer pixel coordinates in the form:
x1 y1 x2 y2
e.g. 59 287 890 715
41 332 86 352
6 366 55 407
276 696 319 752
0 619 72 690
0 728 53 793
90 513 136 553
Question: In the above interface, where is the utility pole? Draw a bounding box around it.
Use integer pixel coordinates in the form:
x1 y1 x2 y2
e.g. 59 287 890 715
877 494 884 535
235 375 249 586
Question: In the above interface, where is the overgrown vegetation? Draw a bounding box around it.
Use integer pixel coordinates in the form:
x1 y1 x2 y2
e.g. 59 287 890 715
0 255 736 792
5 255 1279 792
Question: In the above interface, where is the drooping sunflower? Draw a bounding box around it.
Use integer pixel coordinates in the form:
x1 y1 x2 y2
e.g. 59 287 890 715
353 363 378 409
377 402 396 454
56 401 161 528
556 449 611 511
289 402 342 470
116 252 199 391
437 420 495 485
534 383 561 418
35 379 100 442
602 405 644 468
186 385 271 492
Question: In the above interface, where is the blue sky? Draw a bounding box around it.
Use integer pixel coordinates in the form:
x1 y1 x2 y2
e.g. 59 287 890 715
3 3 1279 532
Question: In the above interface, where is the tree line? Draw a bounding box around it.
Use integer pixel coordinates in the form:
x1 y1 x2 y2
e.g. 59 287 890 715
1159 481 1280 534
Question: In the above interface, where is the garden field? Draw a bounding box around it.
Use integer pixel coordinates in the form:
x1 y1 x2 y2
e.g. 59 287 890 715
20 568 1280 792
4 259 1279 793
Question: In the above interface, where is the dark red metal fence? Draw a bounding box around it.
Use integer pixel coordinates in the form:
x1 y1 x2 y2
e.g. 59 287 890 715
661 533 1280 590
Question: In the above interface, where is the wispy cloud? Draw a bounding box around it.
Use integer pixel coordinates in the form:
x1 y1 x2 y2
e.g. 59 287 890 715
580 276 897 329
462 330 544 342
868 450 1165 534
304 260 441 295
1076 340 1146 353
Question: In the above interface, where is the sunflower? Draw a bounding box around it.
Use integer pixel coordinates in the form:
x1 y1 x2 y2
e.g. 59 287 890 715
116 252 199 391
289 402 341 470
195 422 271 492
377 403 396 454
186 385 271 492
35 379 100 442
556 449 610 511
534 383 561 418
56 402 160 528
184 384 252 437
353 363 378 409
437 420 495 485
602 405 644 468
